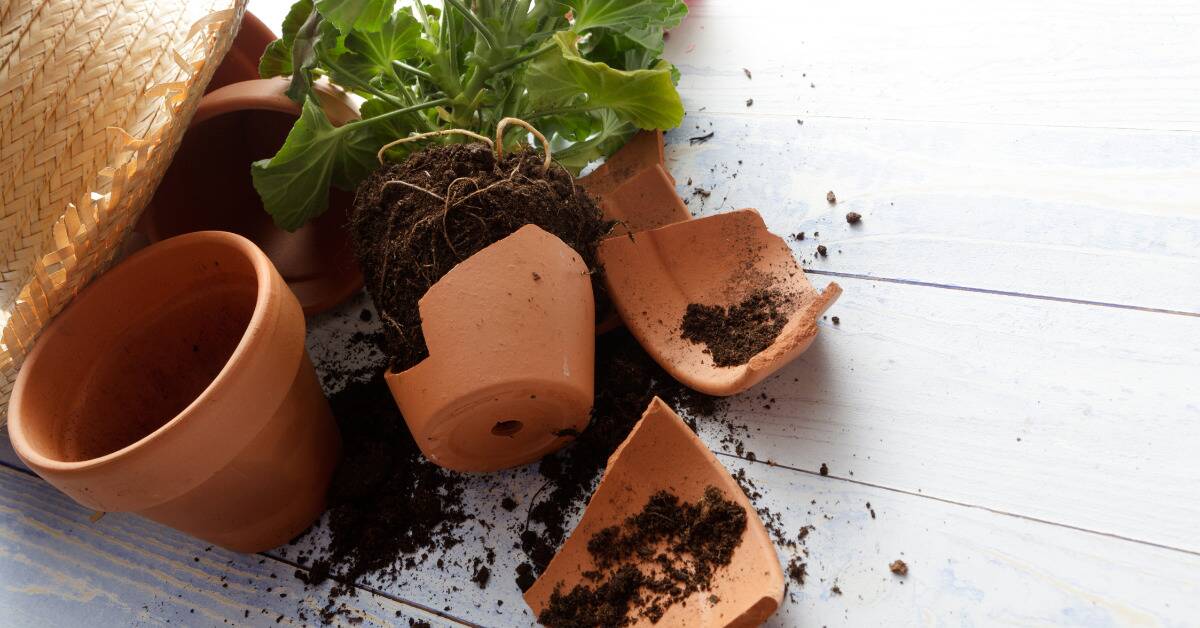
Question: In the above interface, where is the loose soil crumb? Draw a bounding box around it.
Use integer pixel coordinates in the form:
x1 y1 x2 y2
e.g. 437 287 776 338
830 584 842 595
786 558 807 586
819 463 829 476
743 68 752 79
745 98 754 107
680 289 792 367
890 559 908 576
845 211 861 224
689 132 715 145
817 245 828 257
538 486 747 627
350 143 610 371
826 191 837 204
831 316 840 325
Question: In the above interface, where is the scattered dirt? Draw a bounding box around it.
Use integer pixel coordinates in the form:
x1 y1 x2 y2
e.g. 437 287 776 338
743 68 752 79
349 143 610 371
538 486 747 627
680 289 792 367
688 132 715 145
819 463 829 476
786 558 807 586
817 245 828 257
745 98 754 107
792 231 805 241
826 191 837 204
831 316 840 325
890 559 908 576
845 211 861 224
520 329 726 584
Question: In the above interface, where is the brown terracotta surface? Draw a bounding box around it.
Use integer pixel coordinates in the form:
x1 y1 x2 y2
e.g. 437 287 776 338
141 77 362 316
598 209 842 396
7 231 340 553
386 225 595 473
578 129 670 201
600 164 691 237
524 397 783 626
206 11 274 93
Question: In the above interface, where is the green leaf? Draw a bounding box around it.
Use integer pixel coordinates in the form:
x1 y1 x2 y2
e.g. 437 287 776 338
549 109 636 173
329 10 423 85
315 0 396 33
567 0 686 53
527 31 683 129
258 0 315 77
283 8 326 103
252 98 381 230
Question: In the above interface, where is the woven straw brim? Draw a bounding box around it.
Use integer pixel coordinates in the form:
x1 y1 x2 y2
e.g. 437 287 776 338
0 0 247 422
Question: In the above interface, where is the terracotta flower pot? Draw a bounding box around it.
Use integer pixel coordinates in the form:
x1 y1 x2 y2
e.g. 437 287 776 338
598 209 842 396
7 231 341 553
385 225 595 473
140 77 363 316
525 397 783 626
207 11 275 93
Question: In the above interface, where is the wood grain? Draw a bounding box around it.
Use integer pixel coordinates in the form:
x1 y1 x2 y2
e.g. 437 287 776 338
666 0 1200 131
0 465 460 627
665 113 1200 313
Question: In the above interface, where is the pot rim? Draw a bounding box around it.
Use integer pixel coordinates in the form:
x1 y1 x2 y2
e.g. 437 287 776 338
8 231 278 473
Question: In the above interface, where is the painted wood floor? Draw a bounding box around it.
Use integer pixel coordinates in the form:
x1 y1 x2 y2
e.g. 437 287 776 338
3 0 1199 625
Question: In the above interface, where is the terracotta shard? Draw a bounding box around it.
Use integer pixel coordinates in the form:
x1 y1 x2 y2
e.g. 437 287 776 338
598 209 841 396
579 129 670 200
600 164 691 238
386 225 595 472
525 397 783 627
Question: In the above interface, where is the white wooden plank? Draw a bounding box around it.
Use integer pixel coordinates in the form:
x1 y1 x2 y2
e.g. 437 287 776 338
0 465 459 627
721 455 1200 628
666 113 1200 313
666 0 1200 131
690 274 1200 554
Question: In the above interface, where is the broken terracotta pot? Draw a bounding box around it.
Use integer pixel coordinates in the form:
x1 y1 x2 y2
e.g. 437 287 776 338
581 130 690 334
7 231 341 553
525 397 783 626
598 164 691 238
140 77 362 315
598 209 842 396
385 225 595 473
579 129 670 200
206 11 275 93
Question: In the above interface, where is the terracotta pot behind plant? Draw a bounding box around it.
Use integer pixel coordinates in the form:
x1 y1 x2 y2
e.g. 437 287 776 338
141 78 363 316
386 225 595 472
207 11 275 93
7 231 340 553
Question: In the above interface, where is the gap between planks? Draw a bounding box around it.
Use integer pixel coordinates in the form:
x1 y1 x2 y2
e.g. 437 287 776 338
804 269 1200 318
713 451 1200 560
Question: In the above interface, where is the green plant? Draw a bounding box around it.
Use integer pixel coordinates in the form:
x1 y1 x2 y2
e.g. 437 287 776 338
254 0 687 230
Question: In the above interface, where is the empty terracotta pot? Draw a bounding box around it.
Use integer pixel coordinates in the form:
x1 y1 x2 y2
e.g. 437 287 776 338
525 397 783 626
7 231 340 553
598 209 842 396
140 77 363 315
207 11 275 93
385 225 595 472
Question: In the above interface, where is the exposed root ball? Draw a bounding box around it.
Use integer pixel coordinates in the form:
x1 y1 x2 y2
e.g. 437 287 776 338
350 143 610 371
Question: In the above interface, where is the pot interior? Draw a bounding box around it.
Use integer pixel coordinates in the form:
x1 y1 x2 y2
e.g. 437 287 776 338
145 109 355 286
18 240 259 463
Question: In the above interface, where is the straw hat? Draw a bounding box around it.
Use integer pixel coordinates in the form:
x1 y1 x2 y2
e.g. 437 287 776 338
0 0 247 420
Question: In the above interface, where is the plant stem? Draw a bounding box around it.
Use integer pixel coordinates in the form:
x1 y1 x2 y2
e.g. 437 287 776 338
444 0 502 51
392 60 433 82
350 97 453 131
489 41 555 74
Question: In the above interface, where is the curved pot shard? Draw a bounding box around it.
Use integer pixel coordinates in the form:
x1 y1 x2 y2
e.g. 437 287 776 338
579 129 670 200
599 164 691 238
525 397 784 627
598 209 842 396
7 232 341 553
386 225 596 473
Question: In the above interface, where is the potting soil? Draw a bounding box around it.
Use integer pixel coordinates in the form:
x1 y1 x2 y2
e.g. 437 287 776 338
349 143 610 372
